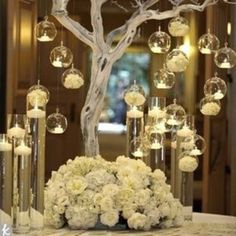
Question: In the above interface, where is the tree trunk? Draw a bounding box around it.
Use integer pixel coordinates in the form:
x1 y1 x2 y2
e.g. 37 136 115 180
81 55 112 157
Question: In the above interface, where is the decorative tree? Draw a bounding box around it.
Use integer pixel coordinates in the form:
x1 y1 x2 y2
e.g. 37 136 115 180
51 0 220 157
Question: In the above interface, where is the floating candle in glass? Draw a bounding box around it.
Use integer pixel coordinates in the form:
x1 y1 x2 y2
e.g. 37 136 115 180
7 114 26 139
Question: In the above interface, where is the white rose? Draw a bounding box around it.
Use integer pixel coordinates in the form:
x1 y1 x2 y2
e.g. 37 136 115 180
100 196 114 212
128 213 147 230
134 189 151 207
116 188 134 207
159 202 171 218
179 156 198 172
102 184 119 197
65 177 87 195
146 208 161 226
100 210 119 227
201 102 221 116
122 203 137 219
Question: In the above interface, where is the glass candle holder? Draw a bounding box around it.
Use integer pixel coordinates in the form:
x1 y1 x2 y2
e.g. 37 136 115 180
177 115 195 138
200 96 221 116
0 134 13 226
168 16 189 37
12 135 32 234
148 97 166 121
7 114 27 139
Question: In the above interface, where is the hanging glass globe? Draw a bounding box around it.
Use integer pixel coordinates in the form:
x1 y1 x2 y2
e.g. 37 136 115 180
27 80 50 107
204 72 227 100
166 99 186 127
50 41 73 68
168 16 189 37
198 29 220 54
178 152 199 172
182 131 206 156
62 64 84 89
148 131 164 150
200 96 221 116
153 64 175 89
46 108 68 134
130 136 150 158
166 49 189 73
35 16 57 42
214 42 236 69
124 81 146 106
148 26 171 53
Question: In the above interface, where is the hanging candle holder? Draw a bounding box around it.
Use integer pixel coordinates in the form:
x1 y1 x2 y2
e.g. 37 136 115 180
166 99 186 127
168 16 189 37
46 108 68 134
50 41 73 68
214 42 236 69
153 64 175 89
26 81 49 119
166 49 189 73
198 29 220 54
178 152 199 172
62 63 84 89
204 72 227 100
124 81 146 106
200 96 221 116
148 26 171 53
35 16 57 42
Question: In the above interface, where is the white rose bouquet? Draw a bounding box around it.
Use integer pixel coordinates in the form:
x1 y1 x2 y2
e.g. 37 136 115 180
45 156 183 230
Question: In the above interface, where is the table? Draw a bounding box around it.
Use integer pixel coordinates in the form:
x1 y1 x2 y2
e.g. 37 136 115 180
17 213 236 236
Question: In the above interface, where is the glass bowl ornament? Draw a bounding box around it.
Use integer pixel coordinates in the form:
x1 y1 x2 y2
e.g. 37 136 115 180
153 65 175 89
198 29 220 54
182 131 206 156
46 108 68 134
148 26 171 53
214 42 236 69
124 81 146 106
35 16 57 42
178 152 199 172
200 96 221 116
168 16 189 37
62 64 84 89
166 49 189 73
204 72 227 100
166 99 186 127
50 41 73 68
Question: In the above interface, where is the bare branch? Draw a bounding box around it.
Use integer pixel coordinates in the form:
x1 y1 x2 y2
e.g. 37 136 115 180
111 0 129 12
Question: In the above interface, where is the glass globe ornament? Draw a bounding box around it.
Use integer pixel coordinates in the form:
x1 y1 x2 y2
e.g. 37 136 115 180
166 99 186 127
35 16 57 42
168 16 189 37
204 72 227 100
198 29 220 54
166 49 189 73
182 131 206 156
27 80 50 107
46 108 68 134
200 96 221 116
148 131 164 150
148 26 171 54
62 64 84 89
50 41 73 68
130 136 150 158
153 64 175 89
124 81 146 106
178 152 199 172
214 42 236 69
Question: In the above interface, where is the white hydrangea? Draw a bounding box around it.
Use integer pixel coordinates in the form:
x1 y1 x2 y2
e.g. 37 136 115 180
179 155 198 172
169 21 189 37
166 53 189 72
27 89 47 107
63 74 84 89
45 155 183 230
201 102 221 116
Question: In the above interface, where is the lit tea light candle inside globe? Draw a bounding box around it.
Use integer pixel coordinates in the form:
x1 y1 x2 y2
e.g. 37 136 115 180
151 142 162 150
132 149 144 158
220 61 231 68
15 141 31 156
127 106 143 119
53 125 64 134
7 126 25 139
52 57 63 67
151 44 162 53
148 107 166 119
214 90 224 99
27 107 46 118
189 148 202 156
38 32 51 42
0 140 12 152
157 82 168 89
177 125 193 137
200 47 211 54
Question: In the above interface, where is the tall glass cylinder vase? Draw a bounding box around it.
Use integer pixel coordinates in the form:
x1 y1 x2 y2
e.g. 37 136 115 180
126 105 144 158
27 100 46 230
0 134 13 226
12 135 32 234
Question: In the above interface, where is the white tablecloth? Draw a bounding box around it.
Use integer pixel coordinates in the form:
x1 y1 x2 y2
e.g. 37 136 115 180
17 213 236 236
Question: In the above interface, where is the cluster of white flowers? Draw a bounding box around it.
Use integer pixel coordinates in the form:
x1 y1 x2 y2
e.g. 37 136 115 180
166 53 189 73
179 155 198 172
124 91 146 106
45 156 183 230
168 21 189 37
200 102 221 116
63 74 84 89
27 89 48 107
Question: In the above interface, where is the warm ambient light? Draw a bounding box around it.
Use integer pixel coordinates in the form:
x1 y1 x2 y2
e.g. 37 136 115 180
227 22 231 35
180 36 192 57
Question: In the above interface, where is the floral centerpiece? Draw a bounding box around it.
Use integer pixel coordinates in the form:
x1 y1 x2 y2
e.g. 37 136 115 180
45 156 183 230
